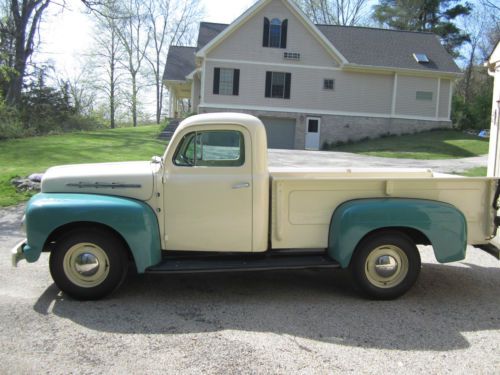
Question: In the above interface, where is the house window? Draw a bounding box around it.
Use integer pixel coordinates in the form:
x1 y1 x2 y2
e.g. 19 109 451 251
174 130 245 167
416 91 433 101
262 17 288 48
213 68 240 96
265 71 291 99
323 79 335 90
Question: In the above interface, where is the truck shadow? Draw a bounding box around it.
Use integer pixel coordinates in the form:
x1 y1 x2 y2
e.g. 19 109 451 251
33 261 500 351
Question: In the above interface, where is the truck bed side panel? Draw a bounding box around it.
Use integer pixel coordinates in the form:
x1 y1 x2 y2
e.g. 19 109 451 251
271 175 497 249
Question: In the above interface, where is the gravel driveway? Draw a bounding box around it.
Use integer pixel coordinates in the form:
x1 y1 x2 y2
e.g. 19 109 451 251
1 151 499 374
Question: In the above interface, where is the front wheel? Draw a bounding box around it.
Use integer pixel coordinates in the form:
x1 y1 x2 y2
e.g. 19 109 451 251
350 231 421 300
49 228 128 300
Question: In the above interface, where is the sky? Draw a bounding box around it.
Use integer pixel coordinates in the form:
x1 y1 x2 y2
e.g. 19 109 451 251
37 0 257 76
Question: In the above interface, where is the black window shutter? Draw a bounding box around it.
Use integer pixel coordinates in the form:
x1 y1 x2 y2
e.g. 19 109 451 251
265 71 272 97
280 19 288 49
284 73 291 99
263 18 270 47
213 68 220 95
233 69 240 96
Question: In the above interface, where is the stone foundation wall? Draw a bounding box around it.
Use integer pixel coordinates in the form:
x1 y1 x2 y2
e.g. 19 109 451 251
198 106 452 150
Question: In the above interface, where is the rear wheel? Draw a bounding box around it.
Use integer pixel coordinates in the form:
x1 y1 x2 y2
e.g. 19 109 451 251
350 231 421 300
49 228 128 300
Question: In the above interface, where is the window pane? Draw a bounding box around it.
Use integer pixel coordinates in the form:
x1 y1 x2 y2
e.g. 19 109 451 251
269 18 281 47
173 133 197 166
271 72 285 98
219 68 234 95
197 131 245 167
308 119 319 133
416 91 433 101
324 79 334 90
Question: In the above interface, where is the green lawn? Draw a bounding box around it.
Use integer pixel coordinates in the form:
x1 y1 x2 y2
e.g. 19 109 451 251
329 130 489 159
0 126 166 206
456 167 488 177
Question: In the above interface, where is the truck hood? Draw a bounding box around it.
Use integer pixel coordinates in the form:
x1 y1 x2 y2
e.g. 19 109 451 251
41 161 157 201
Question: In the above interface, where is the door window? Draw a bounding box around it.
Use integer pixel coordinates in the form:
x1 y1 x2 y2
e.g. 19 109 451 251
308 119 319 133
174 130 245 167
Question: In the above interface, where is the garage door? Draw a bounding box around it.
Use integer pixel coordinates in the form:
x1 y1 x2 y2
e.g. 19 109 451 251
260 117 296 149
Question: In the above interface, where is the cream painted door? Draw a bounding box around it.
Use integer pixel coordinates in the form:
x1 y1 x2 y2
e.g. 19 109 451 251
163 129 253 252
305 117 320 150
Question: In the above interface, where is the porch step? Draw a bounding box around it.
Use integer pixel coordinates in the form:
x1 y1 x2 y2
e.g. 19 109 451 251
145 250 340 274
158 118 182 140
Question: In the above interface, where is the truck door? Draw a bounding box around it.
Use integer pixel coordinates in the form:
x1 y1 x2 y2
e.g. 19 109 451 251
163 127 253 252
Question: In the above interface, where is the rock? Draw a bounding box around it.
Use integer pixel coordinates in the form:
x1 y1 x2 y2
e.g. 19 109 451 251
11 175 42 192
28 173 44 182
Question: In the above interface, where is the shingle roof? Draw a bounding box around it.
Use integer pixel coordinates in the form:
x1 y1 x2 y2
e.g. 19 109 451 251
197 22 228 51
316 25 460 73
163 46 196 81
165 22 460 82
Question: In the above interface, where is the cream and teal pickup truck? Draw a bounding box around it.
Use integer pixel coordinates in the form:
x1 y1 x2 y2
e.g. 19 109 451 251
11 113 500 300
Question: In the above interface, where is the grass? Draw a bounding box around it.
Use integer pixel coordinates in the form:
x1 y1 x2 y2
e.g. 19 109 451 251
456 167 487 177
329 130 489 159
0 125 166 207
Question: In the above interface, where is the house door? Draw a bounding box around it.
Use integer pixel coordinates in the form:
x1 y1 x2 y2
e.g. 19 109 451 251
305 117 320 150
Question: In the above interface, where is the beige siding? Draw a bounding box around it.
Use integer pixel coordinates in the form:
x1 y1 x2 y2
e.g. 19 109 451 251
203 60 393 115
439 79 451 119
395 75 438 118
207 0 339 68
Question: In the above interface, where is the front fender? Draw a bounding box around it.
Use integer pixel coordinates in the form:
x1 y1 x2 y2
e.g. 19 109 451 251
23 193 161 273
328 198 467 268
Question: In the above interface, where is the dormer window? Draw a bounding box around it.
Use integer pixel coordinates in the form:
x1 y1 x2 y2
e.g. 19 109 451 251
263 17 288 48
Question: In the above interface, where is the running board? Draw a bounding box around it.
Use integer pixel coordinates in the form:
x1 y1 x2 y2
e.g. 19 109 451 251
477 243 500 260
145 251 340 274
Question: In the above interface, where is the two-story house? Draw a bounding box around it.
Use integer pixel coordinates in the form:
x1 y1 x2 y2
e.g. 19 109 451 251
164 0 461 150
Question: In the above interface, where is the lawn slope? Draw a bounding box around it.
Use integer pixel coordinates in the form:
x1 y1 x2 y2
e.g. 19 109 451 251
0 126 165 206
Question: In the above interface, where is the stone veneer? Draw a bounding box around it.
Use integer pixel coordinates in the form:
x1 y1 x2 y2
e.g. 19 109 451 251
198 107 453 150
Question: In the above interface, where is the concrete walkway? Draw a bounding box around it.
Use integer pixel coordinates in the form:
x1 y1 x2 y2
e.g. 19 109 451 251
268 149 488 174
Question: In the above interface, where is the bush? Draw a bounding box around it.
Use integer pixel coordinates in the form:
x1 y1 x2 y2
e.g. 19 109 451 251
0 97 23 140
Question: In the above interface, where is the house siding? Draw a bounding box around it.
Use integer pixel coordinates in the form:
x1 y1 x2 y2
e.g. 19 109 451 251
395 75 438 118
203 60 394 115
439 79 451 118
207 0 339 68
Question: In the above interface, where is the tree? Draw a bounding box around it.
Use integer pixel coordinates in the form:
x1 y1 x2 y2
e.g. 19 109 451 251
1 0 51 106
116 0 150 127
145 0 201 124
373 0 472 56
296 0 369 26
89 0 126 128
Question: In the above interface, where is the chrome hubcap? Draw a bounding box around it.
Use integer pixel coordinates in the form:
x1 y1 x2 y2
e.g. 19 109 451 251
74 253 100 277
63 243 110 288
365 245 408 288
374 255 398 278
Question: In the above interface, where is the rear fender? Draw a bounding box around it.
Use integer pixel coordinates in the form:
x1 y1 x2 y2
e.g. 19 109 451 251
328 198 467 268
24 193 161 273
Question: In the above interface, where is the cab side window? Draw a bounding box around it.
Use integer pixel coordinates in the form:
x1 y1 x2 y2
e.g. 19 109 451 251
174 130 245 167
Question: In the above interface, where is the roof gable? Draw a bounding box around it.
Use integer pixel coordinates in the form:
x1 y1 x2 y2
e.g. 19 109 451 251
196 0 348 65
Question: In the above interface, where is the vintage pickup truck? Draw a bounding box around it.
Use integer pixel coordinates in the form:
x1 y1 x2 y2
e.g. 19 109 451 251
11 113 500 300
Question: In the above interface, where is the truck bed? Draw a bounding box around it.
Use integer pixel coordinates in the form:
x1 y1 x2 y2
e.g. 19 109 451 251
269 167 498 249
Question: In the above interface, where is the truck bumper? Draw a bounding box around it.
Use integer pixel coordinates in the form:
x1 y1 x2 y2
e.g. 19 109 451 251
11 240 27 267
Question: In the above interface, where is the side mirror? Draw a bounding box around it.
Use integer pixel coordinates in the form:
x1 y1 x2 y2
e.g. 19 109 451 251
151 156 163 164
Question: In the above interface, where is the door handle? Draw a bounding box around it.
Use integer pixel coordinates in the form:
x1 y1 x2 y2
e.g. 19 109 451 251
232 182 250 189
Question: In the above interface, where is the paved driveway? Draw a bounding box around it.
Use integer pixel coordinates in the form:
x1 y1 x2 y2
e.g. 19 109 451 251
268 149 488 173
1 151 499 374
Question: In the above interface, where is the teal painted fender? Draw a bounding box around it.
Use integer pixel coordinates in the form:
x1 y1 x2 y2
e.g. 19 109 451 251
23 193 161 273
328 199 467 268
